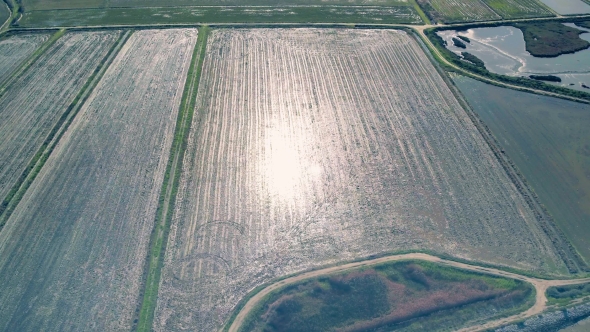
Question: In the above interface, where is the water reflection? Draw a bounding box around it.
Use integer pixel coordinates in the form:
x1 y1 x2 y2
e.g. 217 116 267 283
438 25 590 91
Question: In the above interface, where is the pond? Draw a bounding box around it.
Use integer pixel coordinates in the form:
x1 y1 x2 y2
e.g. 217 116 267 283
438 24 590 92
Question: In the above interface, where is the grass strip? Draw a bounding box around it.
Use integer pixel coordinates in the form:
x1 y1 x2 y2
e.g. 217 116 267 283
0 27 62 96
1 0 17 32
135 25 210 332
411 0 431 25
0 29 132 230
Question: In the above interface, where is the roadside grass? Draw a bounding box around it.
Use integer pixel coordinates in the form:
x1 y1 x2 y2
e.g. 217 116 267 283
411 0 431 25
547 283 590 306
0 29 131 230
18 5 423 28
0 1 10 27
237 260 535 332
135 25 209 332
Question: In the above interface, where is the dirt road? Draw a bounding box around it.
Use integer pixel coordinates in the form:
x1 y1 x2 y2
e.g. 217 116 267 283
226 253 590 332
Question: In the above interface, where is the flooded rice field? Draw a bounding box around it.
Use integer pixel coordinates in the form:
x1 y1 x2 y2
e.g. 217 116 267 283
438 25 590 91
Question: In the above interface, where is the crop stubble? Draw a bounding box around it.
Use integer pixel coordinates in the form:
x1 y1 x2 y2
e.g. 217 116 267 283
0 29 197 331
154 28 566 331
0 34 49 85
0 31 118 213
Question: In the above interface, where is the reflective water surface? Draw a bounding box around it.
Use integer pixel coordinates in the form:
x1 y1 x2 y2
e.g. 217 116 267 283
438 25 590 91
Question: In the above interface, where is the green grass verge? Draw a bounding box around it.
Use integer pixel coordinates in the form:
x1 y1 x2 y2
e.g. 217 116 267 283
0 29 131 230
410 0 431 25
547 283 590 306
135 25 209 332
18 5 422 28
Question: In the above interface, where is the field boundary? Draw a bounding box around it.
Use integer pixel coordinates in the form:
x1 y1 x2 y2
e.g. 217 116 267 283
0 29 132 231
135 25 209 332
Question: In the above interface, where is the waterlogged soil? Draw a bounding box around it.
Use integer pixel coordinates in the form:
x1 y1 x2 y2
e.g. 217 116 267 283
154 28 565 331
438 25 590 91
453 75 590 265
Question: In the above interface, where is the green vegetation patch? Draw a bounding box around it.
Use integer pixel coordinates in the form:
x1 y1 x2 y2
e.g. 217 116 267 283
481 0 554 19
452 75 590 265
548 283 590 305
513 21 590 57
529 74 561 82
461 51 486 68
239 261 534 332
18 5 422 27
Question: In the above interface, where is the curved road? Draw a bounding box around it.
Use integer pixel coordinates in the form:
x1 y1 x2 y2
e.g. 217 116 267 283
227 253 590 332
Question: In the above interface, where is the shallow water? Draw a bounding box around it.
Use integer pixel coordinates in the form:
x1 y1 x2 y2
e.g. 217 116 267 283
538 0 590 15
438 25 590 91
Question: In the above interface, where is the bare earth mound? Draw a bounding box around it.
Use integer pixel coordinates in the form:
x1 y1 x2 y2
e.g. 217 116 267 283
154 29 565 331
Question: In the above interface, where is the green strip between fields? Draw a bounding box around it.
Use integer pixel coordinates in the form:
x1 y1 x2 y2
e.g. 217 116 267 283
0 29 132 231
411 0 430 25
135 25 209 332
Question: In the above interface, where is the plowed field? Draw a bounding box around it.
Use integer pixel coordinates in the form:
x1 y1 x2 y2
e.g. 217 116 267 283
0 31 118 211
154 28 565 331
0 29 197 331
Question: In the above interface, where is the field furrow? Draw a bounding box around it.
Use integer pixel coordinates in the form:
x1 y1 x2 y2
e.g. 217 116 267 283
0 31 119 211
0 33 49 85
0 28 197 331
154 29 565 331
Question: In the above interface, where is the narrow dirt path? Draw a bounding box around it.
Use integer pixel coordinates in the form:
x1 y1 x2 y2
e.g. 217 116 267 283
226 253 590 332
